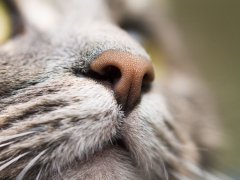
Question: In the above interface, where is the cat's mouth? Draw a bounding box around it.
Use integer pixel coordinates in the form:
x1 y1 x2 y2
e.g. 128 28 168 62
47 87 172 178
0 76 174 179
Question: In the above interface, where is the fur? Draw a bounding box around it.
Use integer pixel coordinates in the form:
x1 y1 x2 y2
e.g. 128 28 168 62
0 0 221 179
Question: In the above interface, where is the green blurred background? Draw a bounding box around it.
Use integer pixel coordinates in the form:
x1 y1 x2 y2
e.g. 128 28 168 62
170 0 240 178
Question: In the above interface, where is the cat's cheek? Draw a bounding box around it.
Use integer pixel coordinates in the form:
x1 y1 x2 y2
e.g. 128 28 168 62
48 146 144 180
120 87 199 176
121 91 171 170
36 77 125 167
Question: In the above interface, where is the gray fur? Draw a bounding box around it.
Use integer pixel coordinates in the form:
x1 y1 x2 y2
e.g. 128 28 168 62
0 0 221 179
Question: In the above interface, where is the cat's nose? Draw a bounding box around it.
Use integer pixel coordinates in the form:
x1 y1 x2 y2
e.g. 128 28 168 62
90 51 154 111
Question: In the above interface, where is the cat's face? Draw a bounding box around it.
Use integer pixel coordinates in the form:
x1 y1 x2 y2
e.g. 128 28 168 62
0 0 221 179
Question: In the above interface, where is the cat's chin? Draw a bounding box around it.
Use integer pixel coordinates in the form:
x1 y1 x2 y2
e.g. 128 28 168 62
49 146 143 179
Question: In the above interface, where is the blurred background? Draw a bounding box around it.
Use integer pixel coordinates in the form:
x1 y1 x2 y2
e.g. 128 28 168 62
169 1 240 178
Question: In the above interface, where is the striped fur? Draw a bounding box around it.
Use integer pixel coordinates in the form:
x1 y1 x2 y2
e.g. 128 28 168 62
0 0 221 179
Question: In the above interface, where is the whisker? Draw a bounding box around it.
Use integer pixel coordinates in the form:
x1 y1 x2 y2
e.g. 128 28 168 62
16 149 48 180
0 131 35 144
0 152 29 171
0 156 14 165
160 159 169 180
180 144 208 152
0 141 15 148
35 167 43 180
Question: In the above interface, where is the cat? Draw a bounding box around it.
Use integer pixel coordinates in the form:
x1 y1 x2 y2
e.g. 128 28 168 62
0 0 222 179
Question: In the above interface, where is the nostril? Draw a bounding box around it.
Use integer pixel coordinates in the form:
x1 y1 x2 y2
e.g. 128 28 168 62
142 73 151 87
90 50 155 112
86 65 122 87
143 73 152 84
102 65 121 86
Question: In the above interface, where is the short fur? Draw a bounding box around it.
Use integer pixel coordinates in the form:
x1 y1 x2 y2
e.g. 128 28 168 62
0 0 221 179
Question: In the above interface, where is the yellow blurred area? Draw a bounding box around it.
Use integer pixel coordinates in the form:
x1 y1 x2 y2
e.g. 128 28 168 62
0 0 11 44
144 40 166 80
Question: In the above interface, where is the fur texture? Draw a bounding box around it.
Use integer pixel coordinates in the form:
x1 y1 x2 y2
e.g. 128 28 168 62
0 0 221 179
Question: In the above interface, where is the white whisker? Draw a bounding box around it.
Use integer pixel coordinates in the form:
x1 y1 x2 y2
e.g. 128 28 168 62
0 141 15 148
35 167 43 180
0 131 35 143
0 152 29 171
159 156 169 180
0 156 13 165
16 149 47 180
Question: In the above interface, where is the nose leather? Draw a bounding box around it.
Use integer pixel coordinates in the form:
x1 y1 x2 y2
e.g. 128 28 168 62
90 51 154 111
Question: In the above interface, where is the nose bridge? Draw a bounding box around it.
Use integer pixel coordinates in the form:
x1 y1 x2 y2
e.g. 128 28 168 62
90 50 154 111
47 22 151 80
44 13 154 111
76 22 150 66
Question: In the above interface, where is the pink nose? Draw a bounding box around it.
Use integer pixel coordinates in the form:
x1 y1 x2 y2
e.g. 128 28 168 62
90 51 154 111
